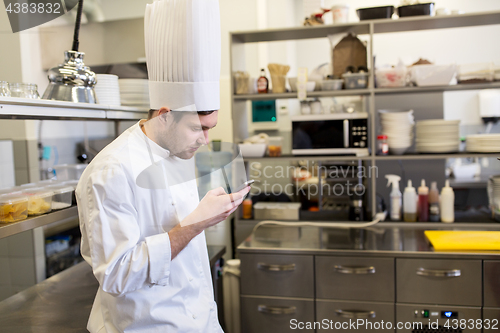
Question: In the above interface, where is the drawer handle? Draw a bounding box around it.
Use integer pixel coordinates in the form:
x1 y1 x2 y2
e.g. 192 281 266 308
257 263 296 272
334 265 376 274
416 268 461 277
258 305 297 315
335 309 376 319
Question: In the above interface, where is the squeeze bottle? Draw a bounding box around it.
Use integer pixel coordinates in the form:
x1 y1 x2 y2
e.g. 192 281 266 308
440 180 455 223
403 180 417 222
429 182 440 222
418 179 429 222
385 175 402 221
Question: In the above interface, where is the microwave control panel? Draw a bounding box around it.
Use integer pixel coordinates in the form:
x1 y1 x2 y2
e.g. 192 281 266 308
351 119 368 148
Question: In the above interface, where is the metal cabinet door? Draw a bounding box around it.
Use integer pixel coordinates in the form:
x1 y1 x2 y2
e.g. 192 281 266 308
316 256 394 302
241 296 315 333
240 253 314 298
396 258 482 306
396 304 482 333
483 308 500 332
484 261 500 307
316 299 394 332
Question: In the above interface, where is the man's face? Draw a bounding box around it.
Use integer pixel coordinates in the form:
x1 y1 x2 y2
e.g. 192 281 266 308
160 110 218 159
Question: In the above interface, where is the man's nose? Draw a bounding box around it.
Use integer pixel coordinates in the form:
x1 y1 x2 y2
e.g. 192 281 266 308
197 130 209 145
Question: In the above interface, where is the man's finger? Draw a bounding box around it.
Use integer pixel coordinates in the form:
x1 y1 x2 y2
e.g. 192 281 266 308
210 187 227 196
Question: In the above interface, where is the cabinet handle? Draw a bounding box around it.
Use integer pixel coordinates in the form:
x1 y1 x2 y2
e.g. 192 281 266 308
258 305 296 315
335 309 376 319
416 268 461 277
343 119 349 148
334 265 376 274
257 263 296 272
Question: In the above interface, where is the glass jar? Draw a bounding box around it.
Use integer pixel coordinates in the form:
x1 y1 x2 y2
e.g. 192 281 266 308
377 135 389 155
24 83 40 99
300 101 311 115
9 83 25 97
0 81 11 97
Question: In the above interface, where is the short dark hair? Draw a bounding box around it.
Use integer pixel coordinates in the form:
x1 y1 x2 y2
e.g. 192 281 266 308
147 109 215 121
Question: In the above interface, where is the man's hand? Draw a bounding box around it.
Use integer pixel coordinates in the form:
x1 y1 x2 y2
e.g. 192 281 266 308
169 186 250 259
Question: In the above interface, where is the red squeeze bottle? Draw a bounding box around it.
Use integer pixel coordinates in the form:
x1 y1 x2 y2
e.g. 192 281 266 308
418 179 429 222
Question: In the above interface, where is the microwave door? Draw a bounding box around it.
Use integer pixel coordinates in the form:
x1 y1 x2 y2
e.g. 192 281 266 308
292 120 346 150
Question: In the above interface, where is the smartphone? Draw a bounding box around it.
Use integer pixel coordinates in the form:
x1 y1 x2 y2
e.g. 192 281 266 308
233 180 255 192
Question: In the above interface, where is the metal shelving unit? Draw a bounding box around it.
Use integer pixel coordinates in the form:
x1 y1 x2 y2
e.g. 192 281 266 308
0 207 78 240
0 98 147 239
230 10 500 226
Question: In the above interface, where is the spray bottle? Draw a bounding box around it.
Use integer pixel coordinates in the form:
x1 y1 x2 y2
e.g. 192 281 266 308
403 180 417 222
386 175 402 221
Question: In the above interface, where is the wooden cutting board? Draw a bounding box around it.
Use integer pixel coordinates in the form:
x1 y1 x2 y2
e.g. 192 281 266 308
424 230 500 251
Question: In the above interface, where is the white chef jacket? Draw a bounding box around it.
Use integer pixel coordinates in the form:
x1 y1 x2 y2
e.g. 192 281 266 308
76 121 223 333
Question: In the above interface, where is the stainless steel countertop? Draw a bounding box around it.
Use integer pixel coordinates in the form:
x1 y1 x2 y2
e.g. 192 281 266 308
0 245 226 332
237 225 500 259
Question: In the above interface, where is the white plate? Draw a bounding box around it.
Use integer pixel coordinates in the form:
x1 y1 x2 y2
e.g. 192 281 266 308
416 119 460 126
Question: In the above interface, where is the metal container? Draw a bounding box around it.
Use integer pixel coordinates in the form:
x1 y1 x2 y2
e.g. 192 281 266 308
253 202 301 220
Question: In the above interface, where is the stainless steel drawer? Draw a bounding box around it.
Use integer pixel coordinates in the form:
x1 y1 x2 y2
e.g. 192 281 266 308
240 253 314 298
396 304 481 333
316 256 394 302
484 261 500 307
483 308 500 332
396 258 481 306
316 300 394 332
241 296 314 333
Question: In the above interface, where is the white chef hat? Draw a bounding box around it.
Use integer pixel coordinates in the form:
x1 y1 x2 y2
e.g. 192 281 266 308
144 0 221 111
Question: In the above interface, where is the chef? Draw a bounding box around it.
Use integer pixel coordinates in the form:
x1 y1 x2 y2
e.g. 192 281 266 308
76 0 248 332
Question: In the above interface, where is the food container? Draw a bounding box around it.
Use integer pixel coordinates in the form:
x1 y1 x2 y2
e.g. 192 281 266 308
254 202 301 220
46 185 74 210
0 194 28 223
458 63 494 83
397 3 434 17
238 143 267 158
342 72 368 89
375 67 407 87
53 164 87 181
0 187 18 195
356 6 394 20
233 71 250 94
331 5 349 23
321 79 343 90
62 180 79 205
22 188 53 216
410 64 457 86
267 136 283 157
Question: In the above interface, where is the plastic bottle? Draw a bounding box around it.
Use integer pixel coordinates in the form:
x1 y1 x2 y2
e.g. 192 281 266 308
440 180 455 223
385 175 402 221
418 179 429 222
429 182 440 222
403 180 417 222
257 69 269 93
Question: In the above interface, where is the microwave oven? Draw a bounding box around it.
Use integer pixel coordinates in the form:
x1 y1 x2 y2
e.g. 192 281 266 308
291 112 369 156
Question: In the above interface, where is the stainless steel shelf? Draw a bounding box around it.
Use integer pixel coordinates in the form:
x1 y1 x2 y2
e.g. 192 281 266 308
233 89 370 101
376 222 500 229
375 153 500 161
0 97 147 121
0 206 78 240
231 10 500 43
374 82 500 95
243 155 372 162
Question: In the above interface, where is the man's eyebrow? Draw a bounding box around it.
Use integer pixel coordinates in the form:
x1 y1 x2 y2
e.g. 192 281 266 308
202 124 216 130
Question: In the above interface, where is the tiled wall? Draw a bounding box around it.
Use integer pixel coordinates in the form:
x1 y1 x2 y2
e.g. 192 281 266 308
0 228 45 301
0 140 15 189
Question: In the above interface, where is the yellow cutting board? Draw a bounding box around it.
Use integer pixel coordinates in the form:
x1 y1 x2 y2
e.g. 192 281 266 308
425 231 500 251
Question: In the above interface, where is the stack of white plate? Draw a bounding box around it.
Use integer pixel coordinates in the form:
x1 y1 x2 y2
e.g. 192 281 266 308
379 110 414 155
416 120 460 153
119 79 150 109
95 74 121 106
466 134 500 153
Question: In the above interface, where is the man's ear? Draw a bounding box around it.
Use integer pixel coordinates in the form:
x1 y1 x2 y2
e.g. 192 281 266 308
157 107 171 122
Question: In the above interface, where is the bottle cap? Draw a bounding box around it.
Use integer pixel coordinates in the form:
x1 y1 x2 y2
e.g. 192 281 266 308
431 181 438 190
405 179 416 192
418 179 429 195
441 179 454 194
377 135 388 140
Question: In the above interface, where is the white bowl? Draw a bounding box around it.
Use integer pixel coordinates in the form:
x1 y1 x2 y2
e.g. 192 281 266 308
238 143 267 157
390 147 410 155
306 81 316 92
288 78 316 92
